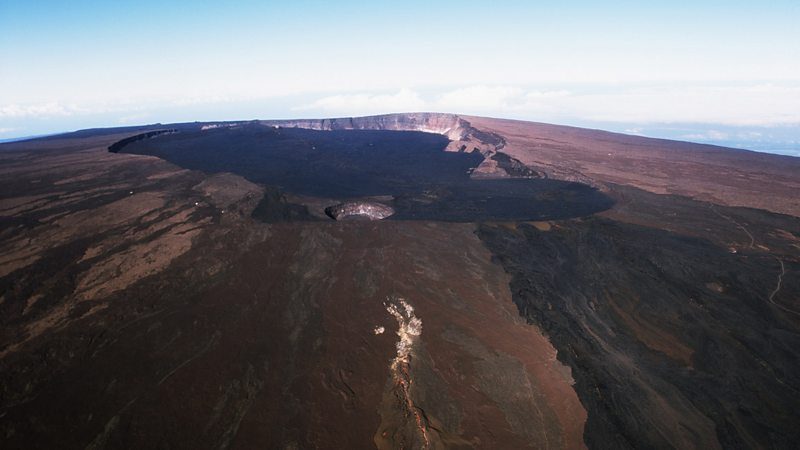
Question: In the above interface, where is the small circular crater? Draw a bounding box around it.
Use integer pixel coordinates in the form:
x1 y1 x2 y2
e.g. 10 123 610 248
325 202 395 221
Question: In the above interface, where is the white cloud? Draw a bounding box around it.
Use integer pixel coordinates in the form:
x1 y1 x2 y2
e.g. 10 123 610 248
6 83 800 136
525 89 572 99
556 84 800 126
294 86 577 117
736 131 763 139
293 88 425 115
0 127 17 134
293 83 800 126
681 130 730 141
432 85 524 111
0 102 88 118
0 94 247 121
118 113 151 124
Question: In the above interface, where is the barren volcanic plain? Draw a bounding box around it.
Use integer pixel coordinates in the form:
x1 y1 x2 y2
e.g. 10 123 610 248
1 113 799 449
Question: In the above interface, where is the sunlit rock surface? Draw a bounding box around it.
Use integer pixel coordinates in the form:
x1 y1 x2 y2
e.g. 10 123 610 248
325 201 395 221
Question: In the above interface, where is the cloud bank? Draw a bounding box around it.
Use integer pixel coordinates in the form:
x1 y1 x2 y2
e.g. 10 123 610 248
4 83 800 127
2 83 799 155
294 83 800 126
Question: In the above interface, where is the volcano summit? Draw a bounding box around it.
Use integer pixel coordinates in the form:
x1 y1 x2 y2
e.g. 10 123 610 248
1 113 799 449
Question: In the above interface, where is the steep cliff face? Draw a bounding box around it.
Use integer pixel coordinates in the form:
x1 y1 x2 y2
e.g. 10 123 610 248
264 113 501 155
262 113 596 185
265 112 461 137
107 129 177 153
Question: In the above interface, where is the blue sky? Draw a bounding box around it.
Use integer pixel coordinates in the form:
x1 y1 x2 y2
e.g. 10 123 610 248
1 1 799 154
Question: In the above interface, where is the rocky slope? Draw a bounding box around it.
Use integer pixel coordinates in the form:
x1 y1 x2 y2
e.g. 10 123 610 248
0 128 586 449
1 114 799 449
465 115 800 216
478 193 800 449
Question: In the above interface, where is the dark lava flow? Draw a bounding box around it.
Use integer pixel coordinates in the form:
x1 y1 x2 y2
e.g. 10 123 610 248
118 125 613 222
478 187 800 449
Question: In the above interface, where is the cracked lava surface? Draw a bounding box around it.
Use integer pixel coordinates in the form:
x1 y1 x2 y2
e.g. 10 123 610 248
381 296 429 449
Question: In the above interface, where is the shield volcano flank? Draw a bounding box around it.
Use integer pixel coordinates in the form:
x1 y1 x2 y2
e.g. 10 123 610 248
2 113 799 449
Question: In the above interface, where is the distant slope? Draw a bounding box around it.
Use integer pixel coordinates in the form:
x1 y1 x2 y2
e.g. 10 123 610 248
466 115 800 217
